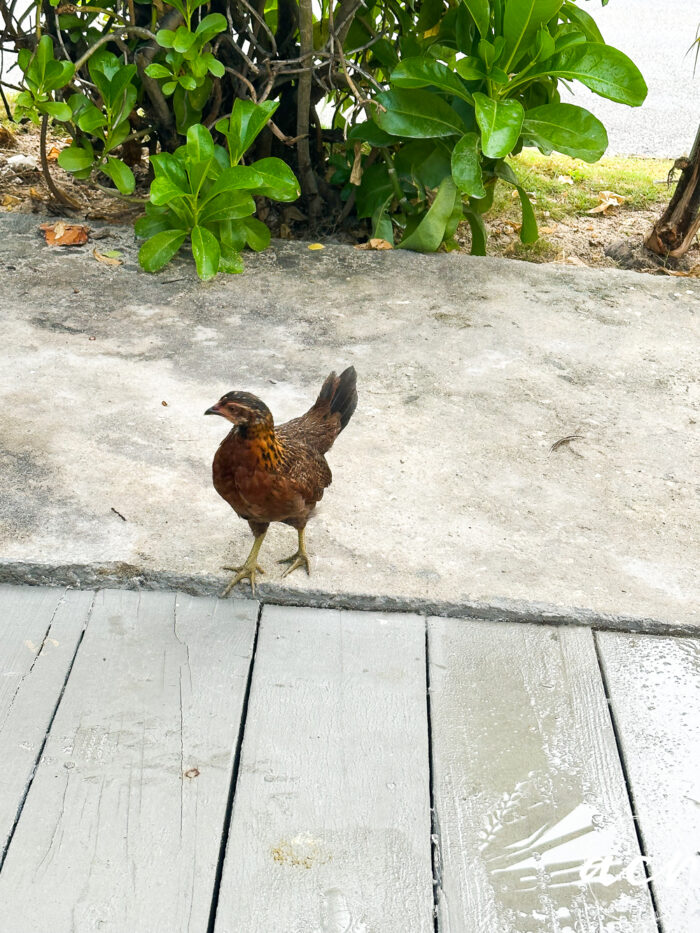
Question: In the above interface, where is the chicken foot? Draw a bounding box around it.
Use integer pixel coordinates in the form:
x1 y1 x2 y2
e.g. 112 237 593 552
279 527 311 577
221 532 267 596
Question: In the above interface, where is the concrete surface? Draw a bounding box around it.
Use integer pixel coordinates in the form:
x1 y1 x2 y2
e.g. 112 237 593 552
560 0 700 158
0 213 698 632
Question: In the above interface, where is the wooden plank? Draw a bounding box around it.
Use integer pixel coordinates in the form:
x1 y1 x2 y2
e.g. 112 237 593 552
214 605 434 933
0 585 93 858
0 589 258 933
597 631 700 933
428 618 658 933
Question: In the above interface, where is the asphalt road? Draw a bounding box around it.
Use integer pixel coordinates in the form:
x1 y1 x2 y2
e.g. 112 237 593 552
560 0 700 157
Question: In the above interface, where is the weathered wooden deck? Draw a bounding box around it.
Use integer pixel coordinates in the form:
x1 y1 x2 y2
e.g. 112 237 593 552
0 585 697 932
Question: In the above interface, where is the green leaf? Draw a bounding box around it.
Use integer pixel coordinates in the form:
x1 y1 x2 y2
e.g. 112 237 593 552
451 132 486 197
390 57 473 103
199 191 256 224
243 217 271 252
173 26 196 53
191 225 220 280
162 81 178 97
194 13 228 45
395 140 451 188
145 63 172 79
561 1 604 43
201 165 264 202
463 206 487 255
522 102 607 161
139 230 188 273
399 176 458 252
102 156 135 194
216 99 279 165
218 243 245 274
347 120 396 147
527 42 647 106
150 176 189 205
77 103 107 132
178 75 198 91
493 162 538 244
503 1 563 70
460 0 490 38
375 89 465 139
58 144 95 173
473 93 524 158
186 123 214 163
250 157 300 201
355 163 393 219
134 212 173 239
38 100 72 121
151 152 189 189
156 29 177 49
204 53 225 78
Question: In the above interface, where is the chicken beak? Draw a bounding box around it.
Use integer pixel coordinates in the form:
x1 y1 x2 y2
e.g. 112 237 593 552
204 403 224 417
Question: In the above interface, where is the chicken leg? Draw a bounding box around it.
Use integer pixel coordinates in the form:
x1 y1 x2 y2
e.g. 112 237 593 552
278 527 311 577
221 532 267 596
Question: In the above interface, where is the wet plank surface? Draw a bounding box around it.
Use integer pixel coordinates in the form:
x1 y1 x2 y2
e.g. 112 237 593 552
428 617 658 933
1 586 698 932
597 632 700 933
214 605 434 933
0 589 258 933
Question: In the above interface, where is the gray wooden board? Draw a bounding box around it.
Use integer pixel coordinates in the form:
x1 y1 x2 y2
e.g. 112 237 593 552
0 589 258 933
0 585 94 859
596 631 700 933
428 617 658 933
214 605 434 933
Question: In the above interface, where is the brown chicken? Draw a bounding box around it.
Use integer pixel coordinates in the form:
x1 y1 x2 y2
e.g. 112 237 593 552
205 367 357 596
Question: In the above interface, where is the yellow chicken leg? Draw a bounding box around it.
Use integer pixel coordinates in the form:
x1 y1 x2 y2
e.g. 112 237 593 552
221 532 267 596
278 527 311 577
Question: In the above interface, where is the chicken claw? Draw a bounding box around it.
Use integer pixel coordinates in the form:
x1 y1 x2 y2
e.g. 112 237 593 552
278 528 311 578
220 533 266 596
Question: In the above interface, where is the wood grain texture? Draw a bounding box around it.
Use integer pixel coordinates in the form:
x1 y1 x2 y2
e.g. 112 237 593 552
597 631 700 932
428 617 658 933
214 605 434 933
0 585 94 858
0 589 258 933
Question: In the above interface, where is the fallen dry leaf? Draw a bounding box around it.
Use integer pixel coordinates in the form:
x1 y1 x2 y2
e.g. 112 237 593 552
93 246 122 266
40 221 89 246
557 174 574 185
587 190 625 215
550 434 583 453
660 264 700 277
539 225 557 235
350 142 363 186
0 125 16 148
354 238 393 250
1 194 21 209
46 145 62 162
308 242 324 250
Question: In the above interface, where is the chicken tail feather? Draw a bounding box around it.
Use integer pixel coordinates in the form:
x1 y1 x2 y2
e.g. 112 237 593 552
318 365 358 433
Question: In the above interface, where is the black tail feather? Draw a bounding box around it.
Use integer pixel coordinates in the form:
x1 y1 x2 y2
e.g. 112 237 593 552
318 366 357 432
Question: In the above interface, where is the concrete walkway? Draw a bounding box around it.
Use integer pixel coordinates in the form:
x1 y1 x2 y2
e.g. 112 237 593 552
0 214 698 632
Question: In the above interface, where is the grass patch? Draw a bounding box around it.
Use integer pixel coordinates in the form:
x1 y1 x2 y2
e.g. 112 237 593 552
492 149 674 223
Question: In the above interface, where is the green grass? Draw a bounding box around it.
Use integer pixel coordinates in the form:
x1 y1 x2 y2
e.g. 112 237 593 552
493 149 674 222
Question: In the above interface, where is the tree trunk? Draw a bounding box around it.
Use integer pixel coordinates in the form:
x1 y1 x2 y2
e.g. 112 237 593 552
645 123 700 258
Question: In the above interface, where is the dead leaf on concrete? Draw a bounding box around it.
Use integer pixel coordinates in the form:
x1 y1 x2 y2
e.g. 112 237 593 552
40 221 89 246
308 242 324 250
93 246 122 265
550 434 583 453
354 238 393 250
587 191 625 215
